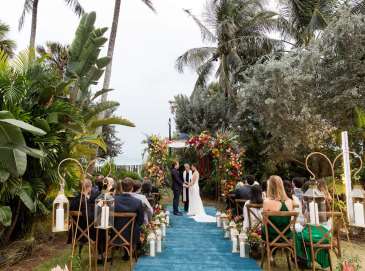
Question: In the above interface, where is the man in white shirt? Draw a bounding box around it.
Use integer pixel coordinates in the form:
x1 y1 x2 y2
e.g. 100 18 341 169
182 163 192 212
131 180 153 224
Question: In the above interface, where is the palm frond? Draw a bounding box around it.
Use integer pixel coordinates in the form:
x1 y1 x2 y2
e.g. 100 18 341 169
63 0 85 16
18 0 33 31
176 47 216 73
183 9 217 43
141 0 156 13
89 117 135 130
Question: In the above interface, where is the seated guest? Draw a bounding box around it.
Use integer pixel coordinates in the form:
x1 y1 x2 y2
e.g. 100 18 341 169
141 177 153 196
292 177 306 202
114 178 144 260
97 177 115 199
283 179 294 199
243 184 263 231
295 179 332 269
235 175 256 200
262 175 293 241
131 180 153 224
69 179 96 243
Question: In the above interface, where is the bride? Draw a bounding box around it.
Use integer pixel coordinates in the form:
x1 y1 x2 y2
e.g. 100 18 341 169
186 164 216 223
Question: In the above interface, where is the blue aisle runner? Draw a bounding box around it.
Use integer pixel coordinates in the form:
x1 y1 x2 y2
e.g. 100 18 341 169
134 207 261 271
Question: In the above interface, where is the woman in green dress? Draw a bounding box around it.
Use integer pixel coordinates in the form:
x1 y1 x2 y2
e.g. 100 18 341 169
262 175 294 241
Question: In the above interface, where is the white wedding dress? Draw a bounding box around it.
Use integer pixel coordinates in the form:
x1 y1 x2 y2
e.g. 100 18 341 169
187 171 216 223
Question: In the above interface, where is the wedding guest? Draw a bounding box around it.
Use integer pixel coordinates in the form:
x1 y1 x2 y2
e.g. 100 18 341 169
131 180 153 224
283 179 294 199
141 178 153 196
242 184 263 231
317 178 332 211
235 175 256 200
96 177 115 201
114 178 144 260
292 177 306 202
262 176 294 241
69 179 96 243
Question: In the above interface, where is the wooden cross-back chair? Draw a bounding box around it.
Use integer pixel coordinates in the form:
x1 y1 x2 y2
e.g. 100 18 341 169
225 193 236 210
261 211 299 271
103 212 137 271
235 199 247 216
305 211 342 271
69 210 97 270
246 203 263 233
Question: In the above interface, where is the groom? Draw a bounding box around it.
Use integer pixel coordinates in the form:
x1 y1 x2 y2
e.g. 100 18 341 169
171 161 184 216
182 163 192 212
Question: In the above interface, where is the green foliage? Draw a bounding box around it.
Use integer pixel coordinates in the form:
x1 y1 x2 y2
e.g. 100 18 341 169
0 21 16 57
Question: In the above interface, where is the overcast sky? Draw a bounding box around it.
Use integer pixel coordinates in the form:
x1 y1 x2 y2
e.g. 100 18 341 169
2 0 209 164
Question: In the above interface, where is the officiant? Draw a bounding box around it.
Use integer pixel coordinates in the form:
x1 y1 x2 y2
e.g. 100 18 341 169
182 163 192 212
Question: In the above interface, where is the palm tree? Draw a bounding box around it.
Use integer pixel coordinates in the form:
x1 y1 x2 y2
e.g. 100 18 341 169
19 0 84 48
0 22 16 57
278 0 340 46
100 0 155 103
176 0 282 98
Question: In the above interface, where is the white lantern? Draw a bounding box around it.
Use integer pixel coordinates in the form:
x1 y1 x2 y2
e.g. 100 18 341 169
216 211 222 227
303 182 326 225
351 185 365 227
147 232 156 257
231 228 239 253
52 190 69 232
95 196 114 229
155 227 162 253
161 222 166 238
165 211 170 226
239 232 247 258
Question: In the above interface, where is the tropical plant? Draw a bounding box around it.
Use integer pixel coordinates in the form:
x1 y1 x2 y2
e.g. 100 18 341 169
19 0 84 48
37 41 69 77
0 21 16 57
278 0 340 46
176 0 282 98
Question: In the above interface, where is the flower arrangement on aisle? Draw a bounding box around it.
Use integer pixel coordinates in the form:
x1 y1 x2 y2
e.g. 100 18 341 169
144 135 170 187
140 204 170 257
187 130 245 195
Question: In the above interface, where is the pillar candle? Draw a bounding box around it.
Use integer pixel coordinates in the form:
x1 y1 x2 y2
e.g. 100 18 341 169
150 239 156 256
156 229 162 253
216 211 221 227
166 211 170 226
100 205 109 228
354 202 365 226
239 241 246 257
161 223 166 238
309 201 319 224
56 206 64 231
232 236 238 253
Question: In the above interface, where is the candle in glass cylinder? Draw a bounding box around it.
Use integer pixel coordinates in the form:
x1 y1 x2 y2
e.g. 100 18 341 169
165 211 170 226
100 205 109 228
56 205 64 231
156 228 162 253
239 232 247 258
231 229 238 253
216 211 221 227
147 233 156 257
309 201 319 224
354 202 365 226
161 222 166 238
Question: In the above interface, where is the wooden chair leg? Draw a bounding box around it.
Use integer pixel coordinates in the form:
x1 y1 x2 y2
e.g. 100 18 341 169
285 249 291 271
129 247 133 271
103 245 109 271
260 245 265 268
328 250 333 271
267 246 271 271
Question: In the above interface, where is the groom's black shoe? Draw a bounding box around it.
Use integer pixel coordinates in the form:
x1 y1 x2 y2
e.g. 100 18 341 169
174 212 183 216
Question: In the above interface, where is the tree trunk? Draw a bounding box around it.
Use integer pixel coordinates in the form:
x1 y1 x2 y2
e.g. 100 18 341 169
3 199 21 245
101 0 122 102
29 0 39 49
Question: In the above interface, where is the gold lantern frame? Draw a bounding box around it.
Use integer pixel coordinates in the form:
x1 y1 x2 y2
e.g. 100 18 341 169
305 151 363 254
57 157 112 271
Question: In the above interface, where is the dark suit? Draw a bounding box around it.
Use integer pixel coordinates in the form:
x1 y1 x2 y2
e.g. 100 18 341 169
235 185 252 200
113 193 144 246
171 167 184 213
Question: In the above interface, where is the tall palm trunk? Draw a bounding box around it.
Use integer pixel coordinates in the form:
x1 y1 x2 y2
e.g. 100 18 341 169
101 0 121 103
29 0 39 49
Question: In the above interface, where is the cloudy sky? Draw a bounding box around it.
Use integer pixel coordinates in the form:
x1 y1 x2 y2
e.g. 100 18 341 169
1 0 209 164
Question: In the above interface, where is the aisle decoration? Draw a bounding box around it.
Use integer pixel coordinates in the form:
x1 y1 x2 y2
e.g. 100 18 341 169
187 130 244 196
144 135 170 187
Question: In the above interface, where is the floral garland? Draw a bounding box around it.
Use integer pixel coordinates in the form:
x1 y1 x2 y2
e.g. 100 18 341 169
187 131 244 195
144 135 170 187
